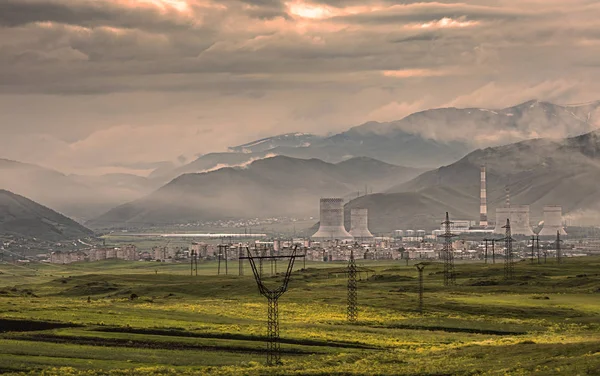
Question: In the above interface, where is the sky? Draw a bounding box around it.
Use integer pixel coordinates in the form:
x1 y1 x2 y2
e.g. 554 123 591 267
1 0 600 175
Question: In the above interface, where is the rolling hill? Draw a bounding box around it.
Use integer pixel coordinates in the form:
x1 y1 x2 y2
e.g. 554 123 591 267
88 156 425 229
346 130 600 233
0 190 94 241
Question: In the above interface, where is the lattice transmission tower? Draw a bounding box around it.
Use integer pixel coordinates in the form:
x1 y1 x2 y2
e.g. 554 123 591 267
414 263 427 314
242 245 303 366
503 219 514 280
439 212 457 286
347 246 358 323
556 231 562 264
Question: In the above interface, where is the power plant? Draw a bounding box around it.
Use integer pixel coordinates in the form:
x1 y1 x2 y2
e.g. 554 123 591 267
312 198 353 240
509 205 534 236
538 206 567 237
349 208 374 240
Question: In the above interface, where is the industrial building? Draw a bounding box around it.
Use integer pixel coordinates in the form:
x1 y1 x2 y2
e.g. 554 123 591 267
538 206 567 237
311 198 353 241
349 208 374 240
493 205 544 236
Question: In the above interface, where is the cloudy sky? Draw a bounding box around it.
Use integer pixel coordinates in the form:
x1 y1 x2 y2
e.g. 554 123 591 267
1 0 600 175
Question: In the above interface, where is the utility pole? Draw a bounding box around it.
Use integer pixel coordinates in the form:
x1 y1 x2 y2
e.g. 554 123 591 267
530 236 535 264
217 245 222 275
190 249 195 276
239 245 244 276
225 244 228 275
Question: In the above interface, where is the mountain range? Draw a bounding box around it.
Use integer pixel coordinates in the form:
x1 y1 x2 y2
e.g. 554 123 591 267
151 100 600 183
0 190 94 241
88 156 425 229
345 130 600 233
2 99 600 234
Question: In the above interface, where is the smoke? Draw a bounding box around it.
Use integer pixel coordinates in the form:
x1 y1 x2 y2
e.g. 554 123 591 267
197 153 278 174
563 209 600 227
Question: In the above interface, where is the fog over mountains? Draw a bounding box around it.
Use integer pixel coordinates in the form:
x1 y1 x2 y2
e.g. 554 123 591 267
150 100 600 182
0 159 159 222
347 130 600 233
2 99 600 235
88 156 424 228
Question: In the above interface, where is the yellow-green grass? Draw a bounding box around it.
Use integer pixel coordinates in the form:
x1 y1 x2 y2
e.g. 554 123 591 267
0 257 597 375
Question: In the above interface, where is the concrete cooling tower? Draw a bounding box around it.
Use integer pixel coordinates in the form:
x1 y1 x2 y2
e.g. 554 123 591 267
510 205 534 236
539 206 567 237
312 198 353 240
349 208 374 239
494 208 511 234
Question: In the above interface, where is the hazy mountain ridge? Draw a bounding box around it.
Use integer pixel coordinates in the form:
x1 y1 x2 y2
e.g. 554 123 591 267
347 130 600 233
155 100 600 182
88 156 425 229
0 190 94 241
0 159 157 222
228 133 322 153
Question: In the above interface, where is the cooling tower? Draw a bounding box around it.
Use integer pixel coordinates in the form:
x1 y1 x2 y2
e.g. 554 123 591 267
510 205 534 236
539 206 567 237
312 198 353 240
494 208 511 234
480 166 488 227
349 208 374 239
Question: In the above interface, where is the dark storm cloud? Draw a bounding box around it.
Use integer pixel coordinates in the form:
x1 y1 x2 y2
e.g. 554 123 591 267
0 0 196 31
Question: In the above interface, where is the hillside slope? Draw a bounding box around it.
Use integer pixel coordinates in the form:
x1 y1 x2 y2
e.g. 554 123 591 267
0 159 156 222
349 131 600 233
0 190 94 241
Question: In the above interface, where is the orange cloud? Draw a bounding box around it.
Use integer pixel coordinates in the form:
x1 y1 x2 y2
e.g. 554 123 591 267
404 17 481 29
286 1 382 20
381 69 452 78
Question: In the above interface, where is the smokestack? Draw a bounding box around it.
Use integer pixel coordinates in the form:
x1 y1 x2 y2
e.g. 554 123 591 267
480 165 488 227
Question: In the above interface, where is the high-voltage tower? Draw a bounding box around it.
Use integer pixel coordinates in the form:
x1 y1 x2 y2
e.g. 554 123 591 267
530 235 539 264
242 245 304 366
502 219 514 280
347 246 358 323
190 249 198 276
414 263 427 314
483 238 498 264
556 231 562 264
439 212 457 286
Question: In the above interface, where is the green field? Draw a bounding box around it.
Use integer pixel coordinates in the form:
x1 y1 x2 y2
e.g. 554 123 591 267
0 258 598 375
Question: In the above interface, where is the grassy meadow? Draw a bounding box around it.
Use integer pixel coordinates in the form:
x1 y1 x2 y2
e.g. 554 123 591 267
0 257 597 375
